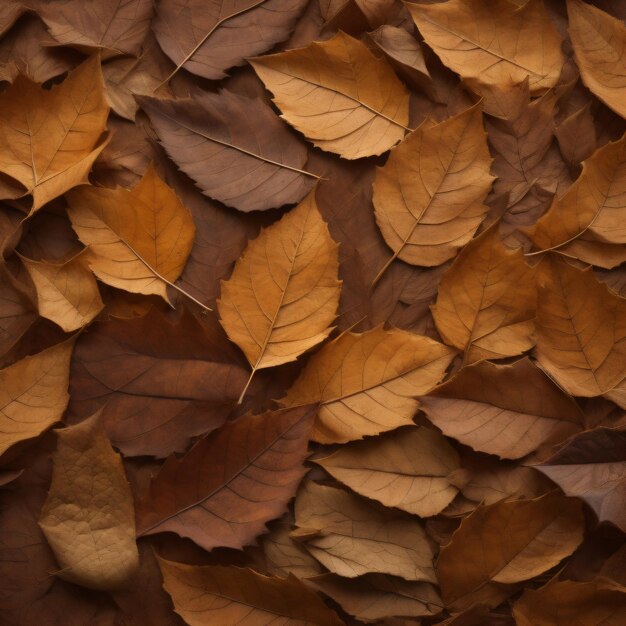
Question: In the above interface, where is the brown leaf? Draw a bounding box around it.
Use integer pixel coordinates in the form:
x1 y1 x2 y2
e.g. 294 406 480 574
293 481 436 582
139 90 316 212
20 249 104 332
436 493 585 611
218 191 340 400
536 427 626 532
280 326 454 443
0 339 73 456
527 132 626 255
136 406 315 551
568 0 626 120
0 264 36 358
153 0 309 82
66 164 196 303
38 412 139 590
372 103 494 278
534 256 626 405
158 557 345 626
0 55 109 212
513 578 626 626
251 31 410 159
39 0 153 58
316 426 460 517
432 226 537 364
555 102 597 168
407 0 564 94
69 309 248 457
421 358 584 459
310 573 443 622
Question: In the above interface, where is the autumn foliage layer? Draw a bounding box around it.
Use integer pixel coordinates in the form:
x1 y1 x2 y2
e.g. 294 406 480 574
0 0 625 625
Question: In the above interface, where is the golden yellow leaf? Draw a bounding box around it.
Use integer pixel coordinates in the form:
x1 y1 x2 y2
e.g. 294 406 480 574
407 0 564 94
20 249 103 332
158 558 344 626
372 103 494 282
527 133 626 252
0 339 73 456
432 226 537 364
316 426 460 517
535 256 626 405
568 0 626 120
0 55 109 212
437 494 584 612
66 164 196 303
280 326 454 443
250 31 410 159
39 412 139 590
218 191 340 401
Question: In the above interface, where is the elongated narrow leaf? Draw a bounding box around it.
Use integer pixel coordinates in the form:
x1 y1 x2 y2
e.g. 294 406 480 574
251 31 410 159
66 164 196 302
217 192 340 377
136 406 315 551
437 494 584 611
0 56 109 212
281 326 454 443
39 412 139 590
432 226 537 364
373 103 494 271
407 0 564 94
316 426 460 517
153 0 308 81
139 91 316 212
0 339 73 456
158 558 344 626
568 0 626 120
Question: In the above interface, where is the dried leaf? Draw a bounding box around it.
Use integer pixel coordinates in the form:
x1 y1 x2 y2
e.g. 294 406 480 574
139 90 316 212
372 103 494 277
513 579 626 626
217 192 340 398
568 0 626 120
421 358 584 459
437 494 585 611
316 426 460 517
20 249 104 332
293 482 436 582
158 558 345 626
66 164 196 303
310 573 443 622
0 264 36 358
432 226 537 364
535 256 626 405
281 326 454 443
0 56 109 212
407 0 564 94
0 339 73 456
38 412 139 590
136 406 315 551
536 427 626 532
251 31 410 158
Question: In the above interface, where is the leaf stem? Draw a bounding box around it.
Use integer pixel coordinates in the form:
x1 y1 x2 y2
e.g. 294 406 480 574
237 368 256 405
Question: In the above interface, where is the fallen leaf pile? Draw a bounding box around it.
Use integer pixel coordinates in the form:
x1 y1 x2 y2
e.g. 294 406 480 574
1 1 626 625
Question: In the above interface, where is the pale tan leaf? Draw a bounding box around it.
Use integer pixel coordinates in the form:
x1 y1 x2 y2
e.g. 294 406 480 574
407 0 564 94
38 412 139 590
0 339 73 456
432 226 537 364
0 55 109 212
20 249 104 332
316 426 460 517
373 103 494 278
293 482 436 582
66 164 196 303
158 558 345 626
250 31 410 159
568 0 626 120
280 326 454 443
